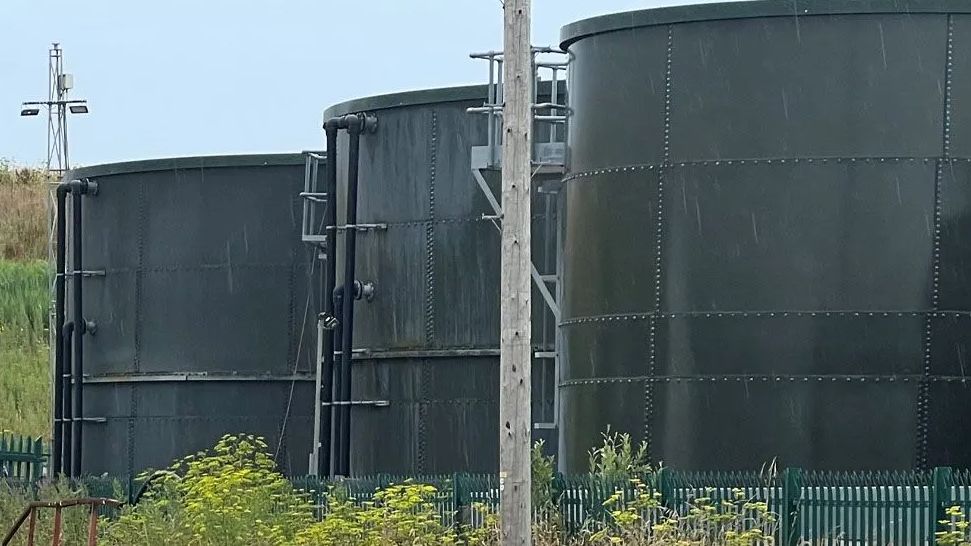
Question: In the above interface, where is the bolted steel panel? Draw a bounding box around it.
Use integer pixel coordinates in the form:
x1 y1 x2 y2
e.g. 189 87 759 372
559 2 971 471
325 85 562 474
66 154 317 479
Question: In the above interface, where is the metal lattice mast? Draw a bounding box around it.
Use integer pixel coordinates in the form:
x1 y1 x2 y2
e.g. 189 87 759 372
20 43 89 463
46 45 63 447
48 44 65 174
21 43 89 175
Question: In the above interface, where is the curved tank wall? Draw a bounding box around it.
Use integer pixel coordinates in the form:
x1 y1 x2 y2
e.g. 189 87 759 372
67 154 319 479
323 85 561 475
559 0 971 472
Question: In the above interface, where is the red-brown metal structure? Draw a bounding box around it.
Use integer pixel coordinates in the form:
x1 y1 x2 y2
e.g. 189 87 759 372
2 498 122 546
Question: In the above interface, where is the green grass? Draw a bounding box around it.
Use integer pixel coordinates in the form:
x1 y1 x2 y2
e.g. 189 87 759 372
0 260 50 438
0 162 53 438
0 260 48 339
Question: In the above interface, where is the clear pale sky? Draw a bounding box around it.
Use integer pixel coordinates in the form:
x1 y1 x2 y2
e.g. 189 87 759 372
0 0 722 167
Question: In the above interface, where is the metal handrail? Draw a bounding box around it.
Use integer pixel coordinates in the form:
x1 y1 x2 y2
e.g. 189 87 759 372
468 45 569 164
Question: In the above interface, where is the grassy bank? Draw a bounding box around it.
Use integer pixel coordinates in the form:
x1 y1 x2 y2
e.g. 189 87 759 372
0 160 48 262
0 260 50 437
0 162 52 438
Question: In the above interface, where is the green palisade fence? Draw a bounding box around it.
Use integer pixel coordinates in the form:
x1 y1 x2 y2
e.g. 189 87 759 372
0 433 46 481
5 462 971 544
293 467 971 545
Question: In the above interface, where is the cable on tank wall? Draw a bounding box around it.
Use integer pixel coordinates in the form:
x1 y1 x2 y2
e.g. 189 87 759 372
275 245 319 461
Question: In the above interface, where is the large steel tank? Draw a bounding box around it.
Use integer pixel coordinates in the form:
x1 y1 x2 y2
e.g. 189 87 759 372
323 85 560 475
67 154 318 479
558 0 971 471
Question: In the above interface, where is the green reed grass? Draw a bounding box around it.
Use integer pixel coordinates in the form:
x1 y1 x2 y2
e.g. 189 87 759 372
0 260 50 437
0 260 49 341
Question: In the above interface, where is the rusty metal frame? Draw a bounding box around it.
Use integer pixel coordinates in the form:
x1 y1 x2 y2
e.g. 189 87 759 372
2 497 123 546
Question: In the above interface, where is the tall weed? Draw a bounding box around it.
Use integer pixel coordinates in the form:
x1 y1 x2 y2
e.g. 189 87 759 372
0 260 48 341
0 260 50 437
0 479 95 546
0 161 49 262
103 434 313 546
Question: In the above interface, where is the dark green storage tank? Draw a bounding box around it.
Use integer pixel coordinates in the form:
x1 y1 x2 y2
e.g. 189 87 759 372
323 85 560 475
559 0 971 472
66 154 319 479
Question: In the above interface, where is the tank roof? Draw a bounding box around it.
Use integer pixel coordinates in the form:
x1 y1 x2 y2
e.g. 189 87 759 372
323 80 565 120
323 85 488 119
560 0 971 48
68 153 311 178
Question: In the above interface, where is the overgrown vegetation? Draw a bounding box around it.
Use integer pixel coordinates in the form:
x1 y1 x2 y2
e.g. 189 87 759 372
0 161 51 439
0 260 48 340
587 426 651 481
103 434 313 546
56 432 776 545
583 484 775 546
0 260 50 438
0 478 119 546
938 505 971 546
0 160 49 262
295 481 467 545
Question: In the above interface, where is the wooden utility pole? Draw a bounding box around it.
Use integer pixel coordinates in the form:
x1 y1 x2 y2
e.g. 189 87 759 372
499 0 532 544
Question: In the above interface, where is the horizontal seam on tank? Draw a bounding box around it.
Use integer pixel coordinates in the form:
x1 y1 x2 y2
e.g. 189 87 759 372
96 263 294 274
393 398 497 404
92 347 555 368
560 310 971 325
89 415 316 421
355 344 554 350
559 374 968 386
186 398 498 405
372 214 548 228
562 156 962 182
83 373 314 381
91 400 496 420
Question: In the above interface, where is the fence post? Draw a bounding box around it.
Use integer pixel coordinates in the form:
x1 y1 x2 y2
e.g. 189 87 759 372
657 467 674 510
552 471 563 506
30 437 38 481
452 473 463 525
931 467 953 546
780 467 803 546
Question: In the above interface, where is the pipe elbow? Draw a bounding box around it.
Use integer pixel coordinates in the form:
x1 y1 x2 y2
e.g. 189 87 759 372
344 114 363 134
324 117 341 132
67 178 97 195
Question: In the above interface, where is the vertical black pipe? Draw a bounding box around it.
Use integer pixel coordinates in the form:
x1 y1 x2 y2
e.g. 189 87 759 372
330 288 344 476
52 185 69 475
61 321 74 477
338 116 363 476
320 124 339 477
71 184 85 478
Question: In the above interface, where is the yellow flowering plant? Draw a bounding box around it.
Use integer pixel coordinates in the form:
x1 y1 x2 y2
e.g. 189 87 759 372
102 434 312 546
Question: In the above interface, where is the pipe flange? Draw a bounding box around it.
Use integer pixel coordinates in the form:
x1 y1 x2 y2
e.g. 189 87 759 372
360 113 378 134
361 281 375 302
